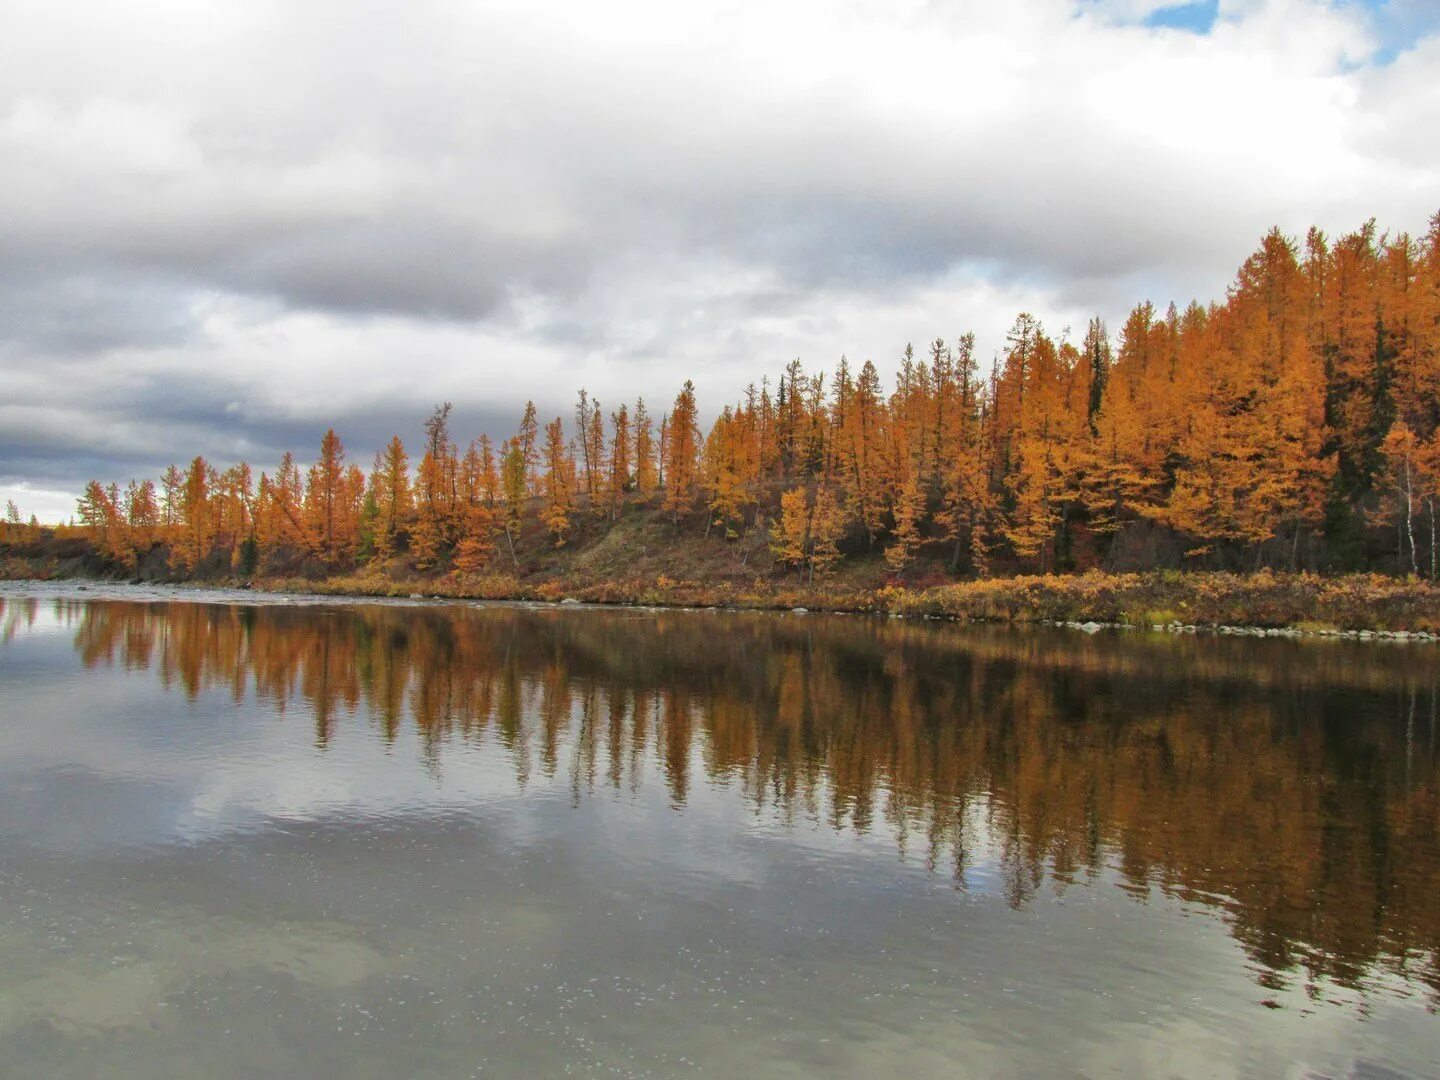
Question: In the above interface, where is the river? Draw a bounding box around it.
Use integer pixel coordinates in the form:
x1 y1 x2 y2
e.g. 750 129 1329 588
0 582 1436 1077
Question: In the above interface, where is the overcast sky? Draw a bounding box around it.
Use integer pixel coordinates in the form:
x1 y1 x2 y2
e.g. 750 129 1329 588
3 0 1438 521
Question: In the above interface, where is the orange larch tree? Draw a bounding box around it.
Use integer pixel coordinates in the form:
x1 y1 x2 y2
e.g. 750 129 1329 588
835 359 886 546
368 435 412 559
541 417 574 545
607 404 632 518
304 428 352 565
412 403 460 569
171 456 213 573
633 398 656 499
662 381 700 521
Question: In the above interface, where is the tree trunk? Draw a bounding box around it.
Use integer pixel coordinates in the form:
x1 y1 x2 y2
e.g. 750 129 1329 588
1404 464 1417 576
1429 497 1437 581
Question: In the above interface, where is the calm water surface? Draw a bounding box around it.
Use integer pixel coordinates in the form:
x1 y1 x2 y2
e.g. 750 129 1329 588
1 582 1437 1078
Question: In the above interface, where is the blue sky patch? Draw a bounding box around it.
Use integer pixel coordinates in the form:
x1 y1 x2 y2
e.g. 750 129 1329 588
1134 1 1437 63
1144 1 1219 34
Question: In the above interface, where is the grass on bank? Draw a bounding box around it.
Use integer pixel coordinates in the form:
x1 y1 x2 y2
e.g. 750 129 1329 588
6 518 1440 633
232 568 1440 633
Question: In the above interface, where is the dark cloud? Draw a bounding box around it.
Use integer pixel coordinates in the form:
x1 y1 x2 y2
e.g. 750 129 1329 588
0 272 196 355
1 391 541 501
223 220 519 322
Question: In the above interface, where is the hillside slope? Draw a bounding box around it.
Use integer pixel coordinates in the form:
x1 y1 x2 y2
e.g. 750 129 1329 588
6 509 1440 635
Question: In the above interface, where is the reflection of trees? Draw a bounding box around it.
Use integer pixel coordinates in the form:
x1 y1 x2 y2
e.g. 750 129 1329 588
55 598 1440 1005
0 597 40 643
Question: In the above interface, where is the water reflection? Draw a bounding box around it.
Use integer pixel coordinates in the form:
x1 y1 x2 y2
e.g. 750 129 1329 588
6 593 1436 1015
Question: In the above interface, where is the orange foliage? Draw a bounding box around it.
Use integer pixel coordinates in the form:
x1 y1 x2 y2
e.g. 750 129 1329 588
69 214 1440 581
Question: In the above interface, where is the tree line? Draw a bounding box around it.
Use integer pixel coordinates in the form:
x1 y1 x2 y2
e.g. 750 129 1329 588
57 213 1440 579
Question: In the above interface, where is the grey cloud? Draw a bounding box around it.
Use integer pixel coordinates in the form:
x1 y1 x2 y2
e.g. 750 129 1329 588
0 269 197 355
0 2 1241 333
0 0 1437 512
222 220 517 322
0 376 557 498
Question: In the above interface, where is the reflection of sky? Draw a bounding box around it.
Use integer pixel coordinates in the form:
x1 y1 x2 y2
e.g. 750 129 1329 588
3 600 978 894
1 593 1437 1078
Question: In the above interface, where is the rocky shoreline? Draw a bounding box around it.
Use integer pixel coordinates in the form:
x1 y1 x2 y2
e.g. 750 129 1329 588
1042 618 1439 642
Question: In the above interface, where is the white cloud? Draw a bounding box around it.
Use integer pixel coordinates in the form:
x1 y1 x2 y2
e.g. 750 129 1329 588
0 0 1436 518
0 482 79 524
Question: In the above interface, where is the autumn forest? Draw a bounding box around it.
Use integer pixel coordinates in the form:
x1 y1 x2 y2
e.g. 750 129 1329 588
19 215 1440 584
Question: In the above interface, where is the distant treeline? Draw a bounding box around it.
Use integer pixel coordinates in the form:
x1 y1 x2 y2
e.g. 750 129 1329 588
25 213 1440 580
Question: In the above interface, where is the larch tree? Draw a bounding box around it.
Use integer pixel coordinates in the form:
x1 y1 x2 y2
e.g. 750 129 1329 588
77 481 123 563
127 479 160 551
160 464 184 531
836 359 886 546
808 485 847 579
607 403 632 517
1080 318 1111 436
460 438 485 509
454 507 499 573
885 464 926 574
455 435 502 572
304 428 351 564
1001 327 1077 570
633 399 656 498
368 436 412 558
771 483 845 582
269 452 309 555
1322 221 1384 488
662 381 700 521
342 464 366 560
1229 227 1333 561
1078 385 1150 540
575 390 597 496
455 498 500 575
518 401 540 494
413 403 459 569
477 435 499 506
772 487 810 569
585 397 607 515
541 417 574 545
216 462 257 569
1400 213 1440 437
171 456 213 572
499 436 527 565
1381 422 1423 575
702 405 749 537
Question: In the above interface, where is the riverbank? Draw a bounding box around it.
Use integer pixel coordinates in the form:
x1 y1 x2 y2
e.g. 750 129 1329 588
7 539 1440 637
274 569 1440 638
